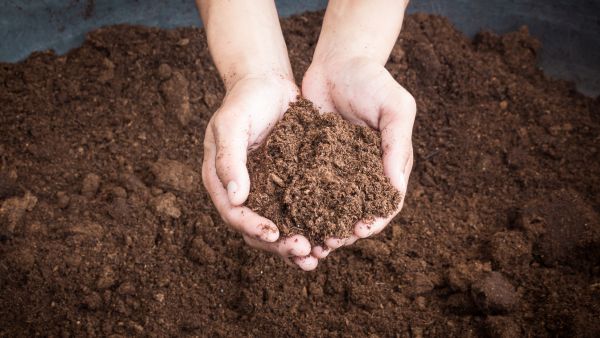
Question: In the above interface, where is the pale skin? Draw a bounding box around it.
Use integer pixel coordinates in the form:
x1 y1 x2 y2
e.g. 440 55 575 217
197 0 415 271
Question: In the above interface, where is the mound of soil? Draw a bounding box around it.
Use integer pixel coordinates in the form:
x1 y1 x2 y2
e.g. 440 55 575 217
247 98 401 244
1 11 599 337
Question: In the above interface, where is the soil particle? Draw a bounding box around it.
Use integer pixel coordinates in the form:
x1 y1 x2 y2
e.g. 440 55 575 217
98 58 115 83
120 173 150 200
188 236 217 265
194 213 214 233
203 91 220 109
157 63 172 81
81 173 101 197
24 222 47 236
247 98 402 244
408 272 436 296
151 159 200 193
410 326 424 338
0 173 21 199
5 247 36 272
407 41 441 84
159 71 192 126
445 293 479 315
489 231 532 269
348 283 387 310
56 191 70 208
447 261 491 292
0 191 37 236
484 316 521 338
154 292 165 303
151 192 181 218
117 282 136 296
111 186 127 199
83 292 103 310
471 272 519 314
352 239 391 260
106 196 128 219
96 266 118 290
523 190 600 269
63 221 104 239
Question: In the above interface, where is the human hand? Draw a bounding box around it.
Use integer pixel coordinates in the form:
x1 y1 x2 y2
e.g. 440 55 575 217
201 76 318 270
302 56 416 258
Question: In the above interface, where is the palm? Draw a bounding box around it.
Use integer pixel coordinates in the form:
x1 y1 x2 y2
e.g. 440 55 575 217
302 57 416 252
212 77 298 150
303 59 396 127
202 76 320 271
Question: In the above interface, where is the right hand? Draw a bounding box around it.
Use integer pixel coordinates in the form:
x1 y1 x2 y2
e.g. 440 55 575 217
201 75 319 271
302 57 415 260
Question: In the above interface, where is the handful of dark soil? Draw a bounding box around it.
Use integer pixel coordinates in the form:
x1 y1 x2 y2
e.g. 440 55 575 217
247 98 402 244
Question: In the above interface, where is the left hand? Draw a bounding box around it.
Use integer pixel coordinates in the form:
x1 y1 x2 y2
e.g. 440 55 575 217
301 56 416 259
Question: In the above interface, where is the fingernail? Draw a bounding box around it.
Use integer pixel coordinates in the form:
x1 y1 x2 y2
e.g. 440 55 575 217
259 224 279 242
226 181 238 198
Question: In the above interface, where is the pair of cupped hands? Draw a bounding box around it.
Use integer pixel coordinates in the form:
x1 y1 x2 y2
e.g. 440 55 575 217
202 57 416 271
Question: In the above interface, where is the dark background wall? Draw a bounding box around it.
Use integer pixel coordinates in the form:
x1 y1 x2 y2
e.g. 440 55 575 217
1 0 599 96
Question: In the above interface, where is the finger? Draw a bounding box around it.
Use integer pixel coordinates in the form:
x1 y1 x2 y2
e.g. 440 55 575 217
378 84 416 195
203 129 279 242
354 216 391 238
211 112 251 206
344 234 359 246
372 156 411 238
293 255 319 271
281 235 312 256
325 237 348 250
243 234 311 257
311 238 347 258
311 245 331 259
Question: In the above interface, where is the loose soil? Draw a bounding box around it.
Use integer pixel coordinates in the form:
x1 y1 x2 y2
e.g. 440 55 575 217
247 98 401 244
1 11 599 337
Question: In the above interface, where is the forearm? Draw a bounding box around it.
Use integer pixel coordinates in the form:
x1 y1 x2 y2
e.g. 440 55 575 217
196 0 293 90
313 0 409 66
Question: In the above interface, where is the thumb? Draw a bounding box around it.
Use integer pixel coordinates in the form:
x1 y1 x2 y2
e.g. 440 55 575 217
379 83 416 195
211 113 251 206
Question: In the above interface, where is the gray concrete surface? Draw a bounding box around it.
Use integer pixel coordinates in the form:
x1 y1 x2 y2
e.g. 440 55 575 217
1 0 599 96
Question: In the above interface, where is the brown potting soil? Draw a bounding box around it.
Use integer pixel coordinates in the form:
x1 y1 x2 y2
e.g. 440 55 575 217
1 11 599 337
247 98 402 245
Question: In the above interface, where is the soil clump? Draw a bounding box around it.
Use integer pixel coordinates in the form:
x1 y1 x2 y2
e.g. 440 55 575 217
247 98 401 244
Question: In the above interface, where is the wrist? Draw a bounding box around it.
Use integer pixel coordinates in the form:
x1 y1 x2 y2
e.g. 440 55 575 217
222 59 294 92
227 72 296 92
312 0 408 66
306 56 374 85
199 0 294 91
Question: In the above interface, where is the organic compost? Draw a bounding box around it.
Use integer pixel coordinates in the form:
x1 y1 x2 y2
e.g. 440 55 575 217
247 98 402 245
1 11 599 337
